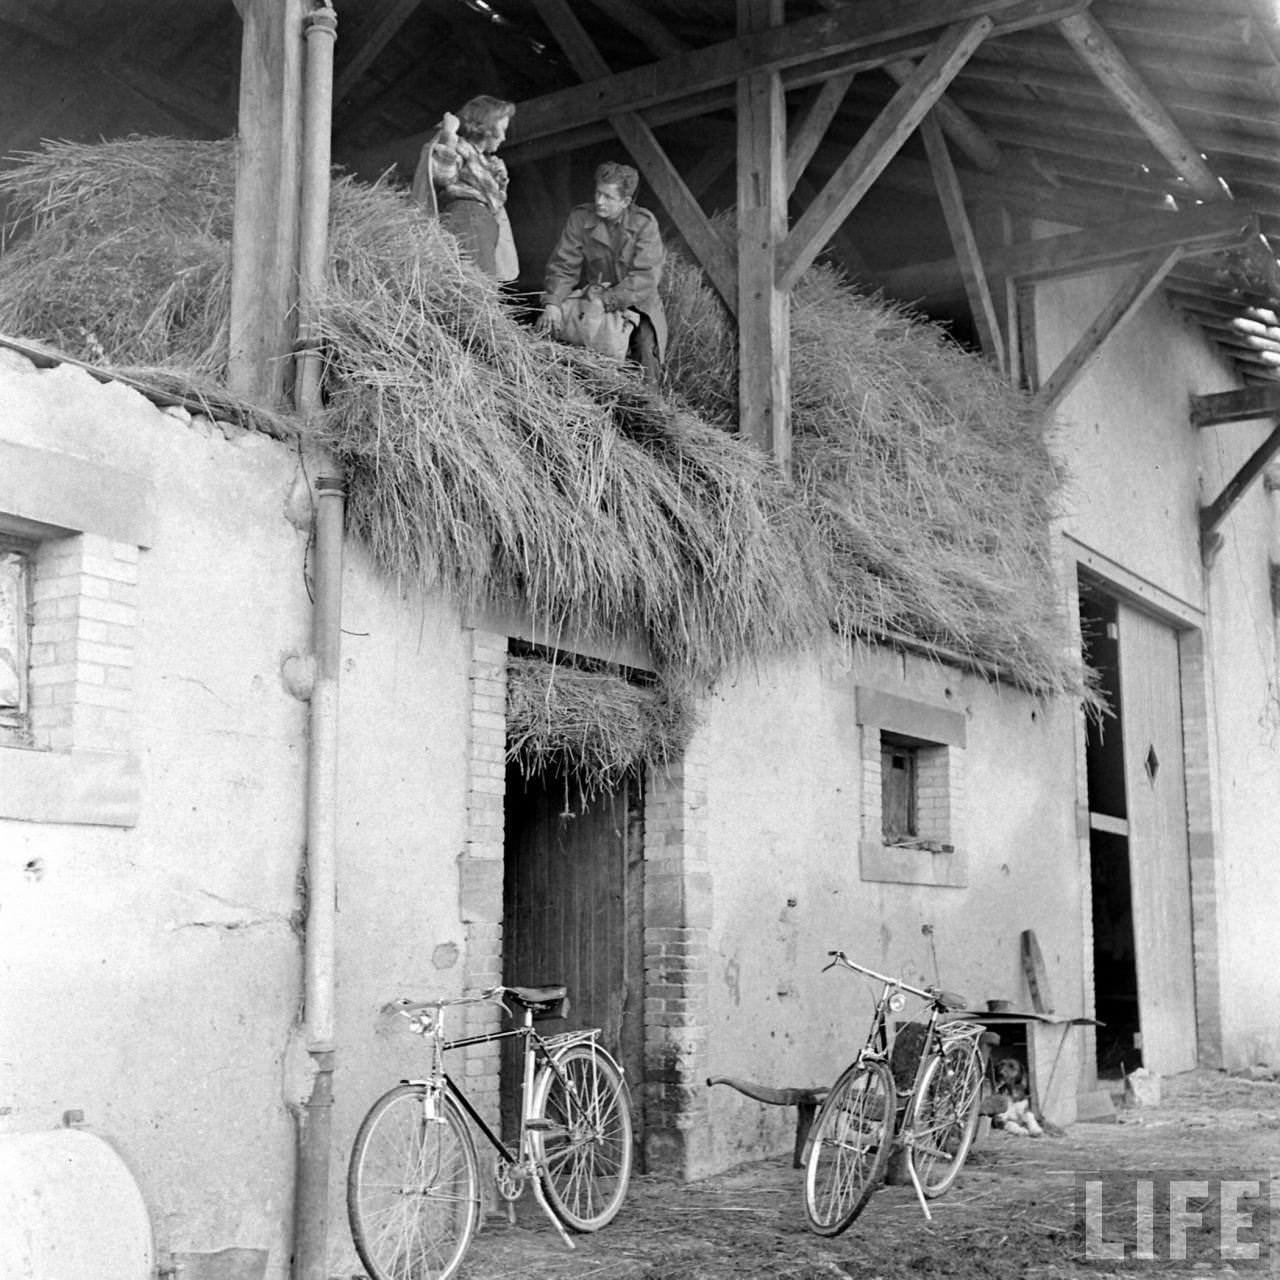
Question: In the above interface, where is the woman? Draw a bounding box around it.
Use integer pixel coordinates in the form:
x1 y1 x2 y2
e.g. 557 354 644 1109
412 94 518 281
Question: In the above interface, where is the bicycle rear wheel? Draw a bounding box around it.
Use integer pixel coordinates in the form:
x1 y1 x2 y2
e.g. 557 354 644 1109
347 1083 480 1280
530 1042 633 1231
803 1058 895 1236
905 1039 983 1198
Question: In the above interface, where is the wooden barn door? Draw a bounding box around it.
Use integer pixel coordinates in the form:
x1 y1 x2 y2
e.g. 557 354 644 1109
1116 602 1197 1074
502 764 644 1148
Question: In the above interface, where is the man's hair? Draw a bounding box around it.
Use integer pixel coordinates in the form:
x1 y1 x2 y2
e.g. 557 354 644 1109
455 95 516 147
595 162 639 200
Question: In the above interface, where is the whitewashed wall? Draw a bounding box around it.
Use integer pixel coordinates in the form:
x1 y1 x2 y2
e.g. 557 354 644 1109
0 356 473 1279
1038 270 1280 1071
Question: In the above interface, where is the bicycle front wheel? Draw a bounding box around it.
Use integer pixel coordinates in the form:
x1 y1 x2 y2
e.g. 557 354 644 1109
803 1058 895 1236
530 1042 633 1231
905 1039 984 1198
347 1083 480 1280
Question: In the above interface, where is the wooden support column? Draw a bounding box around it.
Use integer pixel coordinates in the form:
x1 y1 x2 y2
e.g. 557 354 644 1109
228 0 305 405
737 0 790 471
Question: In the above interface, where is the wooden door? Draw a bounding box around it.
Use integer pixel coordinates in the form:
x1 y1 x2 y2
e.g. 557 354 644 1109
1116 603 1197 1073
502 765 644 1143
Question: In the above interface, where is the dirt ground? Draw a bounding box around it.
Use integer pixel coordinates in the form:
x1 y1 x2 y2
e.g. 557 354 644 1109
446 1070 1279 1279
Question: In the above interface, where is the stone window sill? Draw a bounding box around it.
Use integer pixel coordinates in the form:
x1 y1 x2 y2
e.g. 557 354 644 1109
859 838 968 888
0 745 141 826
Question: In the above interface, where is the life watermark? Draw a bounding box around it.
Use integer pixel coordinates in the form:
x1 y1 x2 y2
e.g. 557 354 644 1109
1075 1170 1272 1269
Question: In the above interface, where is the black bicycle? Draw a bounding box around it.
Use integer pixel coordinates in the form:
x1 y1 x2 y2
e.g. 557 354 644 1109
347 984 633 1280
804 951 985 1235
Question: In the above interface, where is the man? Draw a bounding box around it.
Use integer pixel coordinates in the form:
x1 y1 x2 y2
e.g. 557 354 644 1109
541 162 667 383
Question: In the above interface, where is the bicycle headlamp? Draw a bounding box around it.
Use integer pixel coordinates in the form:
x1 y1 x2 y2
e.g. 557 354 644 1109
888 992 907 1013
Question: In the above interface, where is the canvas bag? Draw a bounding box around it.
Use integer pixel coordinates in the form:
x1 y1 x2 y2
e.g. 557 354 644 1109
557 286 636 360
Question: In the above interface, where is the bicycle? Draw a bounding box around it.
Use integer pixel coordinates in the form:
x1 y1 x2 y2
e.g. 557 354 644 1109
347 984 634 1280
803 951 986 1236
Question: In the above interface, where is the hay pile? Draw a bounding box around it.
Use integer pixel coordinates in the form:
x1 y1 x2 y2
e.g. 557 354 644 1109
506 654 694 801
663 253 1077 695
0 135 1086 788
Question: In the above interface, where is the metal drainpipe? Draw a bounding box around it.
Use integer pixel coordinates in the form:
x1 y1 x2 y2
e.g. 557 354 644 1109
292 6 340 1280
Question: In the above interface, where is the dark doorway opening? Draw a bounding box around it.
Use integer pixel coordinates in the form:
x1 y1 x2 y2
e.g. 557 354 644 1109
501 760 645 1164
1079 575 1141 1077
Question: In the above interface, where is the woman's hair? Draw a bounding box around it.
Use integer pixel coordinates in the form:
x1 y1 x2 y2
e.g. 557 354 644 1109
455 94 516 147
595 162 639 200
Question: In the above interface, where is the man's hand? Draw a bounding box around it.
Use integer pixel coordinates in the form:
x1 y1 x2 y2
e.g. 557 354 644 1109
599 288 625 313
538 304 563 335
440 110 460 144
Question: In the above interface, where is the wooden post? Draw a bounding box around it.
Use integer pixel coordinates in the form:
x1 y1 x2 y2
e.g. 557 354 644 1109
228 0 305 405
736 0 790 473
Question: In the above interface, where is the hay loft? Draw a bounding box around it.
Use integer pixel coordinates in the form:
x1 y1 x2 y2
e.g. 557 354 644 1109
0 137 1086 736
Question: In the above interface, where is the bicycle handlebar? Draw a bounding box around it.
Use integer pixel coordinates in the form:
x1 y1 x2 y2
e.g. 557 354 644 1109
824 950 938 1004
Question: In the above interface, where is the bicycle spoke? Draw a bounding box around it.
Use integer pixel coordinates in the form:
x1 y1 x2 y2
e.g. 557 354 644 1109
532 1044 633 1231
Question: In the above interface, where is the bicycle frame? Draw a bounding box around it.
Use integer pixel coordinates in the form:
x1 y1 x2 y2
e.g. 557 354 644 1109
400 991 607 1247
821 951 982 1219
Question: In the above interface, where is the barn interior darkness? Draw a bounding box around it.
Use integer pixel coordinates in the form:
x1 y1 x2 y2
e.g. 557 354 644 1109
1078 575 1141 1076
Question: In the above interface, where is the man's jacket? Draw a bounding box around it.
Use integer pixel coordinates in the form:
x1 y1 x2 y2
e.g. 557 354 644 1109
543 203 668 356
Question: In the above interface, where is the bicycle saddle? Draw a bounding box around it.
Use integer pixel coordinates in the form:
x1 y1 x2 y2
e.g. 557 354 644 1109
506 985 569 1012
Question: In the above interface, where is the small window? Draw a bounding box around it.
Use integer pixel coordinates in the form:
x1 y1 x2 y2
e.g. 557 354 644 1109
0 544 33 744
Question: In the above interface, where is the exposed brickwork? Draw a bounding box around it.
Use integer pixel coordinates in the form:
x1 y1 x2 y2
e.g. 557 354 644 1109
460 629 507 1127
27 532 138 752
642 742 712 1175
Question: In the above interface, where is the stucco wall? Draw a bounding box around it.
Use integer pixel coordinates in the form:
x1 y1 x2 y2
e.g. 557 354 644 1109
1036 272 1280 1070
700 645 1085 1174
0 356 473 1278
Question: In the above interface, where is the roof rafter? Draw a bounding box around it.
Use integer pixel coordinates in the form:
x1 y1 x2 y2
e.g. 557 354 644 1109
334 0 423 104
881 202 1263 300
0 0 229 134
779 16 994 293
1055 10 1225 201
1033 244 1182 410
507 0 1091 149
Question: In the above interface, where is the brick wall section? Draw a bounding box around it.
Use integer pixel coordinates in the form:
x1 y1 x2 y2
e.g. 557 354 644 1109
459 628 508 1127
915 746 952 845
27 532 137 752
860 728 959 849
1177 628 1224 1067
642 737 712 1175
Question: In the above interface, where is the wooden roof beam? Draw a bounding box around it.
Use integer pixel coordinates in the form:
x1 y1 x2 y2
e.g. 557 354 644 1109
1191 385 1280 428
531 0 737 312
812 0 1001 171
779 16 994 293
1055 11 1226 202
1033 245 1182 410
353 0 1087 175
583 0 687 57
507 0 1091 148
0 1 229 134
333 0 422 104
880 203 1262 301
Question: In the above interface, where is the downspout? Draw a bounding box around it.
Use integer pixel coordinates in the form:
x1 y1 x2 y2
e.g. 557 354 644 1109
291 6 340 1280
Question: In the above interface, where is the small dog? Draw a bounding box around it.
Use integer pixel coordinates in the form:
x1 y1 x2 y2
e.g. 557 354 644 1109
993 1056 1043 1137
